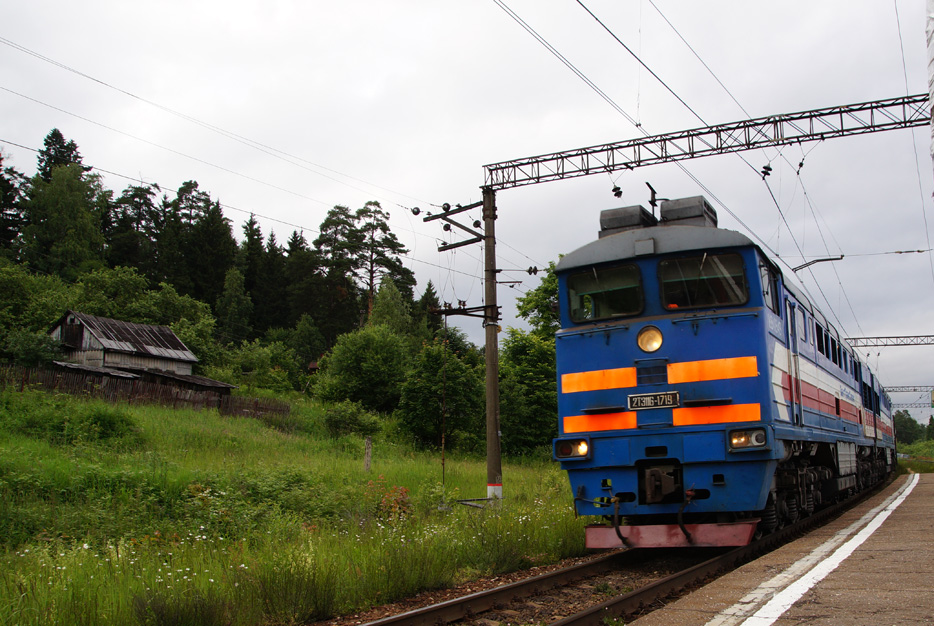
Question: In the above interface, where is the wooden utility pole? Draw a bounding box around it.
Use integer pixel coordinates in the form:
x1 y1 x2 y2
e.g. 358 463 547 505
483 186 503 500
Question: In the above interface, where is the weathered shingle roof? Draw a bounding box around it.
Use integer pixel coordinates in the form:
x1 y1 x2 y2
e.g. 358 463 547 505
55 310 198 363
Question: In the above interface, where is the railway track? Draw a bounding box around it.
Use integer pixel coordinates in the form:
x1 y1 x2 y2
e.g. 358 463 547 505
362 477 892 626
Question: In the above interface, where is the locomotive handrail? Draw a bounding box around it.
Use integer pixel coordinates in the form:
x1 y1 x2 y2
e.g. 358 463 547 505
670 311 760 324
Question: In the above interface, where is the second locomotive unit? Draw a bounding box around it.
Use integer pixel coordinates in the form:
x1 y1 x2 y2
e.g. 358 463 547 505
552 196 895 548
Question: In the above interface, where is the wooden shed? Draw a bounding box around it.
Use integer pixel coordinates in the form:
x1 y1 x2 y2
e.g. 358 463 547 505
49 310 198 375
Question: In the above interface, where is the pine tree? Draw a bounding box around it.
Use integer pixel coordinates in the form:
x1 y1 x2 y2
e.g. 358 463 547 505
239 214 264 296
36 129 89 182
107 184 159 274
188 200 237 307
284 230 320 326
355 201 415 309
313 205 361 277
415 280 443 335
152 194 192 294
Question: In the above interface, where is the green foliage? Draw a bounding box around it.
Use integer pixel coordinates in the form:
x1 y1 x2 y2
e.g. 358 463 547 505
0 391 142 449
894 410 925 445
215 267 253 345
515 260 559 339
0 389 587 625
394 338 483 450
369 277 417 339
355 201 416 303
315 325 409 413
22 165 109 281
208 339 301 392
499 328 557 455
0 328 61 366
133 588 233 626
323 400 381 438
289 314 326 367
0 155 26 256
415 280 442 335
250 547 338 623
36 128 88 182
72 265 150 319
0 252 75 333
171 315 223 370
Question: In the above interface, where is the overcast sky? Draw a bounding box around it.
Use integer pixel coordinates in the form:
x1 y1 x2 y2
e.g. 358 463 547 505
3 1 934 421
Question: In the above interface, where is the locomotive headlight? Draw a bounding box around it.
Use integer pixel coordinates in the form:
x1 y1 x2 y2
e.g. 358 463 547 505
729 428 768 450
555 438 591 459
637 326 663 353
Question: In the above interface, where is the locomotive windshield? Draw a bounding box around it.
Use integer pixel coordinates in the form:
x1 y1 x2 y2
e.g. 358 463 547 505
659 253 748 310
568 264 643 322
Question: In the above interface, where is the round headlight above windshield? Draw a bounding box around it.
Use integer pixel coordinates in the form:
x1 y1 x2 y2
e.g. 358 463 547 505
637 326 663 353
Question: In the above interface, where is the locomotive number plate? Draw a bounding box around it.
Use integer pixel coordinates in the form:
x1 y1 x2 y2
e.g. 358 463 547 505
628 391 680 410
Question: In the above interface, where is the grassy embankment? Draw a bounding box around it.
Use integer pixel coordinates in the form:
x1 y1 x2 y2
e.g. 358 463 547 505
0 388 586 626
898 439 934 474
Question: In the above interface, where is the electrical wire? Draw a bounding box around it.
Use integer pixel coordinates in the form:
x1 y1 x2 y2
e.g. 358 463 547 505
892 0 934 288
575 0 708 126
490 0 639 128
0 137 484 284
596 1 868 338
0 35 435 209
646 0 750 119
0 86 537 307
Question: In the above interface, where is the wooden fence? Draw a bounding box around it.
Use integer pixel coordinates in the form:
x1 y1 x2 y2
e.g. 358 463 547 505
0 364 291 420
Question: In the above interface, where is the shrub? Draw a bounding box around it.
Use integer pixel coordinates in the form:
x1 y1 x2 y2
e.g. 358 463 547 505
394 339 483 450
314 325 409 413
1 392 142 448
323 400 380 437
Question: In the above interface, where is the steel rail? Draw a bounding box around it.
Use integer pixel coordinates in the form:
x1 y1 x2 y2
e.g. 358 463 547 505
553 475 896 626
360 475 894 626
360 550 630 626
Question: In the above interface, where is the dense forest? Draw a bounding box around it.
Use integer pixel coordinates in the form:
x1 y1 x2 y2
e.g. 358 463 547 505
0 129 558 454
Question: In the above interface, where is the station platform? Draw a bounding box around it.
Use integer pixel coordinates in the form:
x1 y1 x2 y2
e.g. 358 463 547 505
630 472 934 626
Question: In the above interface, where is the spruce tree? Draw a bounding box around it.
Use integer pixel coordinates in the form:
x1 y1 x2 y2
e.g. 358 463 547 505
36 128 89 182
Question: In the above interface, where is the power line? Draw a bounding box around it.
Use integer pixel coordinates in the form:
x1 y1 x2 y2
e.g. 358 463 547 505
1 86 538 294
575 0 708 126
578 0 876 337
891 0 934 289
646 0 750 118
0 85 333 208
490 0 639 128
0 35 436 210
0 137 484 283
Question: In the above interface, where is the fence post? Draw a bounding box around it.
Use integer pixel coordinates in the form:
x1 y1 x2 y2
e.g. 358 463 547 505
364 437 372 472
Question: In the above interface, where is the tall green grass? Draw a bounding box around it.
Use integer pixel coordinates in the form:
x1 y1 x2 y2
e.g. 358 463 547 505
897 440 934 474
0 389 586 625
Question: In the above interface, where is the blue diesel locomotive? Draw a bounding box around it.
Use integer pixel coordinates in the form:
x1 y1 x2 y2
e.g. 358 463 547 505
552 196 895 548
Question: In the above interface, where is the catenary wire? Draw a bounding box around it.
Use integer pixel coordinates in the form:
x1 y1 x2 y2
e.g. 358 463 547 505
892 0 934 288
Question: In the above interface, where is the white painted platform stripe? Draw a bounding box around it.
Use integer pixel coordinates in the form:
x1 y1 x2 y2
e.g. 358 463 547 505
704 474 920 626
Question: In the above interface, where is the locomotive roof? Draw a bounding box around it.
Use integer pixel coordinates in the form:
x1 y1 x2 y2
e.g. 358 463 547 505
556 224 756 272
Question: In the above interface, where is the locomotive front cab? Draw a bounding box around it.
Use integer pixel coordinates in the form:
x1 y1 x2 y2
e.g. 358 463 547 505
553 197 782 547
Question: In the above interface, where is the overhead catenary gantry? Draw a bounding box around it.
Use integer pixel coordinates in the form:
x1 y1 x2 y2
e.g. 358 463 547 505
845 336 934 347
482 94 929 190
